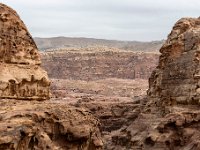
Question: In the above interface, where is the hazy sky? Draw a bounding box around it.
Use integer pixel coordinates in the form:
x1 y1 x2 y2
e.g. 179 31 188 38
1 0 200 41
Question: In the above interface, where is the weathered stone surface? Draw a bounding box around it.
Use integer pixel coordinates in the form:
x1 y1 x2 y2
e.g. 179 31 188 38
0 3 103 150
0 3 40 65
0 100 103 150
101 18 200 149
41 47 159 80
148 18 200 106
0 3 50 100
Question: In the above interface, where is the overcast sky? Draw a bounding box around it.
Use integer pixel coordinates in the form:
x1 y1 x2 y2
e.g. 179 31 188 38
1 0 200 41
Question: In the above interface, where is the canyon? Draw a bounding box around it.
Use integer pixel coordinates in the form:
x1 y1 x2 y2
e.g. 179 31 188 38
40 18 200 149
1 2 200 150
40 45 159 149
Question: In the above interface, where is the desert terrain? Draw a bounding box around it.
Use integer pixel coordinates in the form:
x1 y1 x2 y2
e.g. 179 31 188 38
1 2 200 150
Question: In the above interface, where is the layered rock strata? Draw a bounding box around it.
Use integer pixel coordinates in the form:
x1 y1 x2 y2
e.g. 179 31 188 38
148 17 200 107
107 18 200 149
41 47 159 80
0 3 50 100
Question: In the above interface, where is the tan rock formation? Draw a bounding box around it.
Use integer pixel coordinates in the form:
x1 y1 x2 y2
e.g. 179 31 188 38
0 3 103 150
0 3 50 100
0 100 103 150
148 17 200 107
143 17 200 149
102 18 200 149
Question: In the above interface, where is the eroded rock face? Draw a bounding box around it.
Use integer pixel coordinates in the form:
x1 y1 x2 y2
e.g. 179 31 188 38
104 18 200 149
148 18 200 107
144 17 200 149
0 3 50 100
0 100 103 150
0 3 40 65
0 3 103 150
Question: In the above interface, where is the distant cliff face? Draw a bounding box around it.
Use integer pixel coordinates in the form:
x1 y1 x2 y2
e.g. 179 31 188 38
40 47 159 80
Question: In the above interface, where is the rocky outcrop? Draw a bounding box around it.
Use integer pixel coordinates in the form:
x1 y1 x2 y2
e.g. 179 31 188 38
0 3 50 100
148 17 200 107
41 47 159 80
105 17 200 149
0 100 103 150
144 17 200 149
0 3 103 150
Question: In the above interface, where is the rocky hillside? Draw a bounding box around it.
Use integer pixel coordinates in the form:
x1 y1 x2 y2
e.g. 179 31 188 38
41 47 159 80
35 36 163 52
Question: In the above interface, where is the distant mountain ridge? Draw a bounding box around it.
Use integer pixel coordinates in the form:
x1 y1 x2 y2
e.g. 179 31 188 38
34 37 164 52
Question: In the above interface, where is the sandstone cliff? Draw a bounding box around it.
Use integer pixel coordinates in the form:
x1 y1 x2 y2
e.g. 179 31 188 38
105 17 200 149
41 47 159 80
0 3 103 150
0 3 50 100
